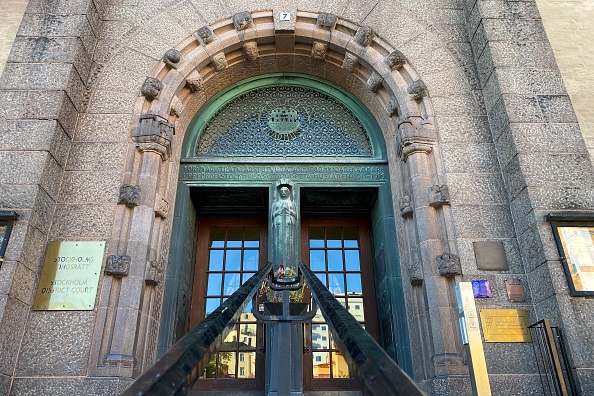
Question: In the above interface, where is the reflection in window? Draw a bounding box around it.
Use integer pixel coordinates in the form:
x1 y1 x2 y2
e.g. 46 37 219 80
554 225 594 295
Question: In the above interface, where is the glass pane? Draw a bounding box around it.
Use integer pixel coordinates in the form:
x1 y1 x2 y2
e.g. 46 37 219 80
209 250 224 271
327 250 343 271
227 227 243 248
243 250 259 271
558 226 594 291
224 273 241 295
238 352 256 378
221 328 238 350
210 227 225 248
309 227 325 248
225 250 241 271
346 273 362 294
313 352 331 378
205 298 220 316
244 227 260 247
310 250 325 271
343 227 359 248
207 273 222 296
327 227 342 248
313 308 325 322
243 301 253 314
219 352 236 378
315 272 327 287
333 353 350 378
312 325 330 349
242 272 256 283
240 324 258 347
201 355 218 378
348 297 365 322
344 250 360 271
328 273 345 295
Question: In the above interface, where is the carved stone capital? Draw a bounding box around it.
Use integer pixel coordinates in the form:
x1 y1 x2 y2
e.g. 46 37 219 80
211 52 228 71
367 72 382 92
163 49 181 69
396 116 437 160
409 260 423 286
400 143 433 161
118 185 141 207
317 12 337 29
133 113 175 161
342 52 358 72
186 71 204 92
105 255 131 277
170 96 184 117
354 26 374 47
145 260 163 286
386 96 399 117
196 26 216 44
140 77 163 100
385 50 407 70
311 42 328 60
407 80 428 100
233 11 253 31
242 41 259 60
436 253 461 277
399 196 413 218
154 194 169 218
428 185 450 207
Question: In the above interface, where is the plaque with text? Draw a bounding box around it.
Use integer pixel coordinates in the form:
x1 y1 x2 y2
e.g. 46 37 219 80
34 241 105 311
480 309 532 343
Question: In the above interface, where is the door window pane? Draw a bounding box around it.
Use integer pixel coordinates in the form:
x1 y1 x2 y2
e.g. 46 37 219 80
210 227 226 247
243 250 259 271
343 227 359 248
244 227 260 247
346 273 362 294
207 274 222 295
209 250 224 271
227 227 243 247
224 273 241 295
327 227 342 248
327 250 343 271
225 250 241 271
344 250 360 271
309 227 325 248
310 250 325 271
328 273 345 295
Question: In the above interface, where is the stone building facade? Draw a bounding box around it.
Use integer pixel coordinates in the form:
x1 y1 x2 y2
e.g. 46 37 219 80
0 0 593 395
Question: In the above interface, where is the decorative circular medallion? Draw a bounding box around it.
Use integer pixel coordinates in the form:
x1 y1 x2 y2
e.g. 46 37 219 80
267 107 301 141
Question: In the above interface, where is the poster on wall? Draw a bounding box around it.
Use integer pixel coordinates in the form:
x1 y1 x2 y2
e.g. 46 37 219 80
553 225 594 296
33 241 105 310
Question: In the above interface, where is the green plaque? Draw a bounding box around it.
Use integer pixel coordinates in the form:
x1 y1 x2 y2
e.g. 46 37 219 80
34 241 105 311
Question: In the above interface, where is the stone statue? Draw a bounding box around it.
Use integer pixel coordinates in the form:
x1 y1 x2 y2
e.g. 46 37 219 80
271 183 298 268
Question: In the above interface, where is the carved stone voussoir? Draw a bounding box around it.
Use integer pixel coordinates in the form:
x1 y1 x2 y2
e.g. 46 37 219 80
342 52 358 72
367 72 383 92
354 26 374 47
211 52 228 71
399 196 413 218
145 260 163 286
133 113 175 160
409 260 423 285
242 41 259 60
196 26 216 44
163 49 182 68
317 12 337 29
386 97 399 117
155 194 169 218
140 77 163 100
170 96 184 117
233 11 253 31
385 50 407 70
186 71 204 92
311 42 328 60
428 185 450 207
407 80 428 100
118 185 141 207
436 253 461 277
105 255 131 277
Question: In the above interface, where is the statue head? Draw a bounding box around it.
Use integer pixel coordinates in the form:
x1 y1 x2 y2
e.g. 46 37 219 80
279 186 290 199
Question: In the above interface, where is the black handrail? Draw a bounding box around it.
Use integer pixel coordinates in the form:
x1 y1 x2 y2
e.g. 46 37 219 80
300 262 426 396
122 262 273 396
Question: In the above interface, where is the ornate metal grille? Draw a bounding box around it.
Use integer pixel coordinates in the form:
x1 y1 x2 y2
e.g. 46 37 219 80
196 86 373 157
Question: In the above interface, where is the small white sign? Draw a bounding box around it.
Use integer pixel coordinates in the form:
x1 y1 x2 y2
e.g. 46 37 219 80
279 12 291 21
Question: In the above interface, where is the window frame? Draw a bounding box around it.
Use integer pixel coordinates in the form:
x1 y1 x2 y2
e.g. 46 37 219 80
0 211 18 267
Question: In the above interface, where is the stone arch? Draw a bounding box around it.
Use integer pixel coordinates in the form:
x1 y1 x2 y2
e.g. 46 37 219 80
87 8 473 382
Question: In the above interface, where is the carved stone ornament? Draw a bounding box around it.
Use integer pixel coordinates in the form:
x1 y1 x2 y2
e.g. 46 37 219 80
163 49 182 68
428 185 450 207
385 50 407 70
145 260 163 286
154 194 169 218
133 113 175 161
366 72 383 92
396 116 437 161
186 70 204 92
386 97 399 117
317 12 337 29
436 253 461 277
342 52 358 72
118 185 141 207
211 52 228 71
140 77 163 100
196 25 216 44
105 255 131 277
311 42 328 60
170 96 184 117
407 80 428 100
233 11 253 31
354 26 374 47
409 260 423 286
399 196 413 218
242 41 259 60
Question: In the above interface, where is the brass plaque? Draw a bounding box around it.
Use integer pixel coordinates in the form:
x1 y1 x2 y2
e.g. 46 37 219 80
34 241 105 311
480 309 532 343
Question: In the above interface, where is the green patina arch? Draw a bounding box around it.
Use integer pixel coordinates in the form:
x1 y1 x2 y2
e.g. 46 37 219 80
160 73 413 376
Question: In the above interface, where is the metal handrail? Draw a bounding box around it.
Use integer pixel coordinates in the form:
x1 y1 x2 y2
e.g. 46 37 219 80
121 262 273 396
300 262 426 396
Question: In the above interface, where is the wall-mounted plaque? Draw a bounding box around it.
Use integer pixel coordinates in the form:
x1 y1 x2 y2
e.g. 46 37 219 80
505 279 526 302
480 309 532 343
34 241 105 310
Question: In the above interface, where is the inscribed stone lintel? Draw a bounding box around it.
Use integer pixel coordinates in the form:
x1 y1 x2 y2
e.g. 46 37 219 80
480 309 532 343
